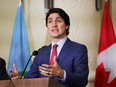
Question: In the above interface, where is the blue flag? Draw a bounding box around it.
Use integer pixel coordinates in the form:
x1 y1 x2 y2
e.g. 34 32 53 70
7 3 32 75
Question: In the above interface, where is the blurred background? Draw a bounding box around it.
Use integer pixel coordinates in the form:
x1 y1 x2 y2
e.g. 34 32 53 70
0 0 116 87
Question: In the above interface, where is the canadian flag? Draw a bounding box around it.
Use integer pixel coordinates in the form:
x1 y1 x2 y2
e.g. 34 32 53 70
94 0 116 87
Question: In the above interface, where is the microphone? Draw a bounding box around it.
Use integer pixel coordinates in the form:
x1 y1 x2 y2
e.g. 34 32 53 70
20 45 47 79
20 50 38 79
32 50 38 56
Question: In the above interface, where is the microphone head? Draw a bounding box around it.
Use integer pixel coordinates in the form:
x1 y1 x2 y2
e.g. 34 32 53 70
32 50 38 56
32 46 47 56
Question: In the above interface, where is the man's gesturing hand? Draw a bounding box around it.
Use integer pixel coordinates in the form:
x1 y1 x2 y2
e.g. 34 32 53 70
39 56 64 78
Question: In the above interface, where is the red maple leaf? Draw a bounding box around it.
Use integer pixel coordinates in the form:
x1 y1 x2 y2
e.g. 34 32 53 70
94 63 116 87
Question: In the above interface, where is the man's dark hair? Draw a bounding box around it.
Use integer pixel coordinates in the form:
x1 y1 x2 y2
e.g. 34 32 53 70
45 8 70 35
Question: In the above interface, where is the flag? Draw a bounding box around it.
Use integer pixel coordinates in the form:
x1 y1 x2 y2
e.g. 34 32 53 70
94 0 116 87
7 2 32 76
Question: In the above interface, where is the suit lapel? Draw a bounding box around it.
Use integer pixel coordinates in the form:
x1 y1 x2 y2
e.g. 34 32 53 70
44 44 51 64
44 38 72 65
58 38 72 65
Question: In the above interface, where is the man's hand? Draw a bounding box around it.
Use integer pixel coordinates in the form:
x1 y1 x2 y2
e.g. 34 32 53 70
10 63 20 79
39 56 64 79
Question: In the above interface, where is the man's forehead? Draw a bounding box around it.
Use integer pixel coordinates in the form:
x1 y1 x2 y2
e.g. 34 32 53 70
48 13 62 20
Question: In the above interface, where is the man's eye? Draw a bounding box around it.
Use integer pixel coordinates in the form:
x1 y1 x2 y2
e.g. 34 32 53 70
57 20 62 22
48 20 52 23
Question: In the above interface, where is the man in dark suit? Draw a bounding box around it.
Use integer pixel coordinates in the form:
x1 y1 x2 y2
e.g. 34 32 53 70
10 8 89 87
0 57 8 80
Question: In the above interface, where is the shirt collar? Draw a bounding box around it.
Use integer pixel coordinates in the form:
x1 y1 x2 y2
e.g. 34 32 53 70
51 37 67 49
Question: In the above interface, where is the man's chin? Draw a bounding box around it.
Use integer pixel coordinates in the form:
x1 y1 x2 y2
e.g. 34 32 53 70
51 34 65 39
53 36 59 38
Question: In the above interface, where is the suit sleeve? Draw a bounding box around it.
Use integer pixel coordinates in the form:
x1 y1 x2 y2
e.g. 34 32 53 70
64 45 89 87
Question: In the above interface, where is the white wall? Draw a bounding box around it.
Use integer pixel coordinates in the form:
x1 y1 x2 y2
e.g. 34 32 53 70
0 0 19 66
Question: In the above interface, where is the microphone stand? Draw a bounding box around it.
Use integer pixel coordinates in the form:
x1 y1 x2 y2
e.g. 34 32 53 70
20 50 38 79
20 55 33 79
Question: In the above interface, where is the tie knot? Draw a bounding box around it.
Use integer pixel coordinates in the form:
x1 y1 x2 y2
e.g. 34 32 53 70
53 44 58 49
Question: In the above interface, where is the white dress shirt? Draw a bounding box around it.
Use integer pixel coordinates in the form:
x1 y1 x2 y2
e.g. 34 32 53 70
50 37 67 81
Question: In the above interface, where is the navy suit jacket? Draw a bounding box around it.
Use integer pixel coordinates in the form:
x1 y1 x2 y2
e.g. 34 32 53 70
25 38 89 87
0 58 8 80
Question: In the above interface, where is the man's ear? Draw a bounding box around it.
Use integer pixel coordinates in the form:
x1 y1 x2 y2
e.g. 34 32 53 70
66 26 69 29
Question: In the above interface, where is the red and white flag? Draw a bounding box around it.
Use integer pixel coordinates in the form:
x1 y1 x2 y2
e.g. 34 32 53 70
94 0 116 87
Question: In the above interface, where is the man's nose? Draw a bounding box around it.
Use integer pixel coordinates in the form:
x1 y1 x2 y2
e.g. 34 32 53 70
52 21 57 27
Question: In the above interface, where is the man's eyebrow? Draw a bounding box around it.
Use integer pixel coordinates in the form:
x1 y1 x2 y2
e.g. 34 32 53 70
48 18 52 20
48 17 63 21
